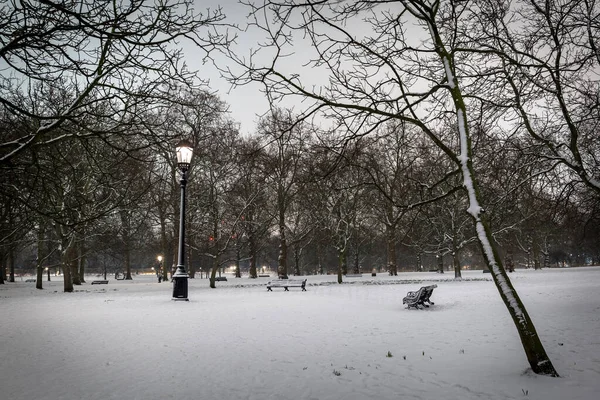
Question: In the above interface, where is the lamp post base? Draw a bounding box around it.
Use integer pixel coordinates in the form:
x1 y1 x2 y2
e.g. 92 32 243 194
172 266 189 300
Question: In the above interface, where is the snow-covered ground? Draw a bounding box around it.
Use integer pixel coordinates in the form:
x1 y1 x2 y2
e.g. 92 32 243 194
1 268 599 400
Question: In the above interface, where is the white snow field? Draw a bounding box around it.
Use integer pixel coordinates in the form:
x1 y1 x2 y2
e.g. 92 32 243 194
1 267 599 400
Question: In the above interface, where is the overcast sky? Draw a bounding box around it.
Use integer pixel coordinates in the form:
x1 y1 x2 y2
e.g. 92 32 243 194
184 1 271 136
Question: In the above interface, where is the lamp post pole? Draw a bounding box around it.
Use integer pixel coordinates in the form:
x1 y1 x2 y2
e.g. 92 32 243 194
172 140 193 301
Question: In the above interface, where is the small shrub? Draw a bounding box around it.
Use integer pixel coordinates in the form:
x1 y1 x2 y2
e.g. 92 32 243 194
333 369 341 376
522 389 529 396
386 351 393 358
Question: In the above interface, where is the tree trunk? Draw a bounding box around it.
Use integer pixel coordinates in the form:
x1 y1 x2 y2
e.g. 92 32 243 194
235 242 241 278
437 254 444 274
209 256 220 288
385 224 397 276
505 252 515 273
316 241 324 275
248 235 257 278
278 216 288 278
532 238 541 270
337 247 345 284
36 223 46 289
71 235 81 286
453 252 462 279
160 218 169 282
8 248 15 282
188 242 196 279
353 246 360 274
0 251 5 284
62 241 75 293
124 240 132 280
78 230 86 283
293 245 301 276
434 31 559 375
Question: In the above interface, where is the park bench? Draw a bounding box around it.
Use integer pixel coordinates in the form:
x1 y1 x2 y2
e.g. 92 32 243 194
402 284 437 309
215 276 228 282
91 280 109 285
267 278 307 292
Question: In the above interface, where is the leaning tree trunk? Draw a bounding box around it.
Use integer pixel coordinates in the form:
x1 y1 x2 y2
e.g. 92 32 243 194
432 28 559 375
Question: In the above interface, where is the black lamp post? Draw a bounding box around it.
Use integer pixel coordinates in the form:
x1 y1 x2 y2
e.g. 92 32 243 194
172 140 193 301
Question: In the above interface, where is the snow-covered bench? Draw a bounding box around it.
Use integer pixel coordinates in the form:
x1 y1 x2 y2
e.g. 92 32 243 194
91 280 109 285
403 284 437 309
267 279 307 292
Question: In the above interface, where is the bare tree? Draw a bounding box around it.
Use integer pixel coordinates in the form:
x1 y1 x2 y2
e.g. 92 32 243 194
470 0 600 195
0 0 231 162
257 109 309 278
231 138 273 278
225 0 558 376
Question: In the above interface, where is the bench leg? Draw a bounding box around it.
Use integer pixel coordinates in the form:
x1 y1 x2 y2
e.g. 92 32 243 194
267 287 272 291
284 287 289 291
302 287 306 291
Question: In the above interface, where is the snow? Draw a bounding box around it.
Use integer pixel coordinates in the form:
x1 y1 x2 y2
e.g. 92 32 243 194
443 57 456 89
2 267 600 400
